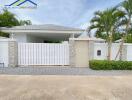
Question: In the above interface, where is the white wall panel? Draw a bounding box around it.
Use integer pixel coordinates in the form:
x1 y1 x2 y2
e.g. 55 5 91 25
94 43 120 60
0 41 8 67
126 44 132 61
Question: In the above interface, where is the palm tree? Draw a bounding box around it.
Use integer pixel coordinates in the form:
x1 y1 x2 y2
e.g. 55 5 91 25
0 9 32 37
89 8 125 60
19 20 32 25
0 9 20 27
115 0 132 60
122 0 132 33
89 11 107 37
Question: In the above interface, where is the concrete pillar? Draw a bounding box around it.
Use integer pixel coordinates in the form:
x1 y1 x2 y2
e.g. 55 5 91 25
8 39 18 67
69 39 76 67
69 38 92 67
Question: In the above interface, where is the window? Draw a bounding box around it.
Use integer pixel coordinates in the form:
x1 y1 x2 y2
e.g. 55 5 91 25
97 50 101 56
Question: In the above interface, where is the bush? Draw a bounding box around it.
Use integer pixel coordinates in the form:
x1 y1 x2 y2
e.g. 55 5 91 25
89 60 132 70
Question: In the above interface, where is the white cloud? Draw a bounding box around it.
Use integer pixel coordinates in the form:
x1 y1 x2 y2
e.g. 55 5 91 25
0 0 124 27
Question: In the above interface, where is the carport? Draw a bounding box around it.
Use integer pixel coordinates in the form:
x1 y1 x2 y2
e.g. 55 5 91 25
1 24 84 43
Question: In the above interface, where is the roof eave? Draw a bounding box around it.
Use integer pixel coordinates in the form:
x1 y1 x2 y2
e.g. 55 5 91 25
1 29 84 34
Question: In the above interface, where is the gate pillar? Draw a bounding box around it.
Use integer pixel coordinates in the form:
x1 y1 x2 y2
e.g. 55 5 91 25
69 38 94 67
8 39 18 67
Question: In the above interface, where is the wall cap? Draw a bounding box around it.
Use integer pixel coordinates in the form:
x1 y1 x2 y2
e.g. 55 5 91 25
69 38 94 41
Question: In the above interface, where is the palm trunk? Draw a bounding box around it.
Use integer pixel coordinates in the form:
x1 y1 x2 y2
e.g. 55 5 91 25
119 35 125 60
107 27 113 61
108 33 112 60
115 17 131 60
115 36 124 60
120 17 131 60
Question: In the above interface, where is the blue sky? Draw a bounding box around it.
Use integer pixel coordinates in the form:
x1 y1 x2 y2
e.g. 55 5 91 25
0 0 124 29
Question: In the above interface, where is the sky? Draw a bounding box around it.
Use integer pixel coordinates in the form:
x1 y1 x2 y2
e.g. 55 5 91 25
0 0 124 29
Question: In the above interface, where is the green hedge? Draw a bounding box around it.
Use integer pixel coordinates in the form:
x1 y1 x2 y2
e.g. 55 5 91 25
89 60 132 70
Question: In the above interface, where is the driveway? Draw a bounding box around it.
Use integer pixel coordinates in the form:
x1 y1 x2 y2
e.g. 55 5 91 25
0 67 132 75
0 75 132 100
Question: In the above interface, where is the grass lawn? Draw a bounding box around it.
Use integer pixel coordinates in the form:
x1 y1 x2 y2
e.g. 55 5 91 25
0 75 132 100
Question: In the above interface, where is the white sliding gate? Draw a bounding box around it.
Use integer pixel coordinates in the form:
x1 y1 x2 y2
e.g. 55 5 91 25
18 43 69 66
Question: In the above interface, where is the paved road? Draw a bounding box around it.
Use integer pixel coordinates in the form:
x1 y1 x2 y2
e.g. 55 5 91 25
0 67 132 75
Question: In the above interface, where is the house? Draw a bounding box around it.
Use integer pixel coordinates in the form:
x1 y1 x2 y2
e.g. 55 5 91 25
1 24 85 43
0 24 88 67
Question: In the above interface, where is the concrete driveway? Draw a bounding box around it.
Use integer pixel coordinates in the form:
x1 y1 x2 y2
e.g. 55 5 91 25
0 75 132 100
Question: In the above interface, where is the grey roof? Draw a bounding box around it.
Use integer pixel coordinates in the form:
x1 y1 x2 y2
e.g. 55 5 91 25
1 24 84 31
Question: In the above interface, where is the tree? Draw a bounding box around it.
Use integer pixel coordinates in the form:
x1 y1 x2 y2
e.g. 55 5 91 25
89 11 109 39
89 8 125 60
126 29 132 43
121 0 132 34
0 9 20 27
115 0 132 60
19 20 32 26
0 9 32 37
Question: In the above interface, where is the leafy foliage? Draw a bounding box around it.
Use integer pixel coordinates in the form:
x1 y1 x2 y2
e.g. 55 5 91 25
117 0 132 42
19 20 32 26
126 34 132 43
0 9 32 37
0 9 20 27
88 0 132 43
0 31 9 37
89 60 132 70
89 8 125 41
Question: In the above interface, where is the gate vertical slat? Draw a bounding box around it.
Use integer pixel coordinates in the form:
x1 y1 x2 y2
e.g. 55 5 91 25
30 44 32 65
36 43 38 65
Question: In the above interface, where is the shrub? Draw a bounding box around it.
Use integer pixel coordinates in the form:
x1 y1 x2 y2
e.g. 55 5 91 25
89 60 132 70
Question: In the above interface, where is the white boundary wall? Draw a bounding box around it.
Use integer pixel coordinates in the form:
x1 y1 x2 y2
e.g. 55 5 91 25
93 43 132 61
1 39 132 67
0 39 9 67
125 43 132 61
93 43 120 60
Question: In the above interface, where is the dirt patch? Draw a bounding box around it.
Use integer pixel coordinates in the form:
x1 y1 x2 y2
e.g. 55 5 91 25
0 75 132 100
